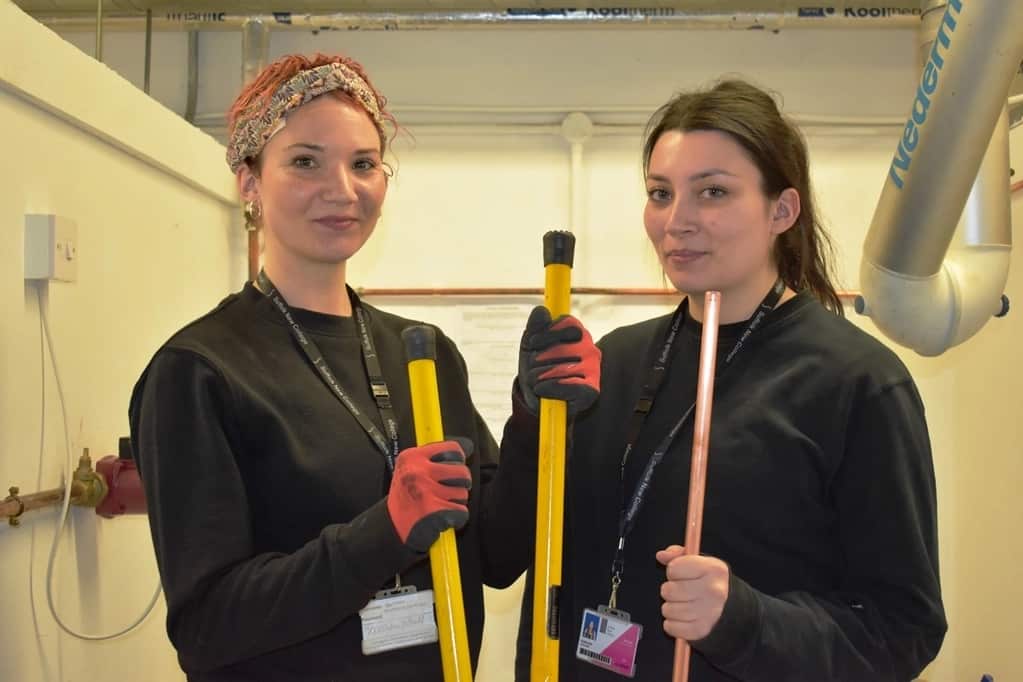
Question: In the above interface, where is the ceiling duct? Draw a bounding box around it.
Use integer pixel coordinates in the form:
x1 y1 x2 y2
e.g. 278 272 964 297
26 1 924 31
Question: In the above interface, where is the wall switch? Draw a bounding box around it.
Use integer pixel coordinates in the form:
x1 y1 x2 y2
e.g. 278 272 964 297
24 214 78 282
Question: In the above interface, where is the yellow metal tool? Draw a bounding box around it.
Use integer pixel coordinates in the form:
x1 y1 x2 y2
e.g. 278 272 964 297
531 230 575 682
403 325 474 682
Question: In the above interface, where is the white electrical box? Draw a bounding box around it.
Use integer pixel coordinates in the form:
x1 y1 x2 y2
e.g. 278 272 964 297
24 214 78 282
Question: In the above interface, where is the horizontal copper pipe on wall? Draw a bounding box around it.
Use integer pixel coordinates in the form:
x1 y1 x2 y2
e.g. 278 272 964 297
357 286 860 300
2 482 85 525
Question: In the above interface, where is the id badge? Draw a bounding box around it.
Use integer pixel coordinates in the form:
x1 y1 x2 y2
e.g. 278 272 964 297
359 586 438 655
575 605 643 678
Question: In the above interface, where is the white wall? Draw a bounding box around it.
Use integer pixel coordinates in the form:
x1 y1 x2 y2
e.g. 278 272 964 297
942 156 1023 679
2 8 1018 682
0 4 239 681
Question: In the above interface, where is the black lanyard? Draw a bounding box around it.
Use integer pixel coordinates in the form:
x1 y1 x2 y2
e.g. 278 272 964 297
610 279 785 586
256 270 401 472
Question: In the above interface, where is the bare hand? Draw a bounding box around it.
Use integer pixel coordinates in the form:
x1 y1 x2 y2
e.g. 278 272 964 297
656 544 730 641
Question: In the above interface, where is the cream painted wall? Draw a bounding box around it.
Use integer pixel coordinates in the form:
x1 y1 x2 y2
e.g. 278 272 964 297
2 8 1016 682
0 4 239 682
940 132 1023 681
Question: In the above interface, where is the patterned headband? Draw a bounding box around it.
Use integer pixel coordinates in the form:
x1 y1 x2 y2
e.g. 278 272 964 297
226 62 384 173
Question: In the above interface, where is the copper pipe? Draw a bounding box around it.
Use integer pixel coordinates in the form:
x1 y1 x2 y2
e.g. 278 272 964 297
672 290 721 682
2 482 85 525
359 286 672 296
357 286 860 300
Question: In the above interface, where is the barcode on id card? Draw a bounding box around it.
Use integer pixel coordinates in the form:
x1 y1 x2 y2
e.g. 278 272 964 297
579 649 611 665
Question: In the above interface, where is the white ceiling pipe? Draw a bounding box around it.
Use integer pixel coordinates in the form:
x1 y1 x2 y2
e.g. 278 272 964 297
190 109 906 136
191 120 907 144
857 0 1021 356
349 104 908 124
561 112 594 281
32 6 922 32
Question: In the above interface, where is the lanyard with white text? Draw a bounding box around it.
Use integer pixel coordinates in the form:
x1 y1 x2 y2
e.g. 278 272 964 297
607 279 785 606
256 269 401 472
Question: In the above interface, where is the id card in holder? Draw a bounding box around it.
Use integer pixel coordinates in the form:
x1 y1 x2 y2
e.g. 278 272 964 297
359 586 438 655
575 605 643 678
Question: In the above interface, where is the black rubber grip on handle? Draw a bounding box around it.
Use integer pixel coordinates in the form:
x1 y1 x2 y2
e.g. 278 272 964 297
402 325 437 362
543 230 575 267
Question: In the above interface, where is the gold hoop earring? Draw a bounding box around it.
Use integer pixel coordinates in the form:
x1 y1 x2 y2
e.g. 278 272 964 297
244 200 262 230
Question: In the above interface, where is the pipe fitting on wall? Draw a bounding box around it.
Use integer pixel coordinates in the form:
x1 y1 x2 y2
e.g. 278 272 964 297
71 448 109 508
560 111 594 145
95 454 147 518
4 487 25 526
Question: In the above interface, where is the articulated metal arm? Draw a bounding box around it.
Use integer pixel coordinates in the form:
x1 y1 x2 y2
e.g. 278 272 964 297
857 0 1021 356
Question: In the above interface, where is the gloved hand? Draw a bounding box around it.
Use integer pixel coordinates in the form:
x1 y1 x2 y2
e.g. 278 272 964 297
517 306 601 416
386 437 473 553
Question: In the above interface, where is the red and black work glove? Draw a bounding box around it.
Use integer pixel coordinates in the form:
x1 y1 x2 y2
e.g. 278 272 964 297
517 305 601 417
386 437 473 553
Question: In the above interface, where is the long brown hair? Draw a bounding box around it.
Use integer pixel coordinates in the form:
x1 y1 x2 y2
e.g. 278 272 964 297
643 79 843 315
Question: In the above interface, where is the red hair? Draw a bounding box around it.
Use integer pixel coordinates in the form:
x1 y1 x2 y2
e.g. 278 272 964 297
226 53 396 166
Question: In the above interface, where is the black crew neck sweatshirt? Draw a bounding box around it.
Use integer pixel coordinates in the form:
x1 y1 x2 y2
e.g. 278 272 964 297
130 283 540 681
517 293 946 682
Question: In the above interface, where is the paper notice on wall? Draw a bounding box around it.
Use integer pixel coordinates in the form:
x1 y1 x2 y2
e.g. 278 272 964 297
458 304 532 439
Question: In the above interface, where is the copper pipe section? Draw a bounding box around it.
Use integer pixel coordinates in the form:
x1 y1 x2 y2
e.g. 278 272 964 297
2 450 109 525
359 286 673 296
247 228 260 282
672 290 721 682
357 287 859 300
2 482 86 526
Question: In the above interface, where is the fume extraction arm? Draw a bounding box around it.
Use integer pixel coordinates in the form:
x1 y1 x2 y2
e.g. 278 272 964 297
857 0 1023 356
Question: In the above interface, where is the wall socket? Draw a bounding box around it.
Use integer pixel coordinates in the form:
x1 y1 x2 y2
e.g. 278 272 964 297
24 214 78 282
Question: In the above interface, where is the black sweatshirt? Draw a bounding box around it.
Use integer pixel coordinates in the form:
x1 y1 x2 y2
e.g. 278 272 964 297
129 283 539 681
516 293 946 681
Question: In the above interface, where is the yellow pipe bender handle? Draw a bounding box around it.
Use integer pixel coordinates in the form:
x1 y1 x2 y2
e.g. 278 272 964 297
403 325 474 682
531 230 575 682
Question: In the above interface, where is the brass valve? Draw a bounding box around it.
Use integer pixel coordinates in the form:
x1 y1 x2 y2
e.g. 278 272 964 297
72 448 109 508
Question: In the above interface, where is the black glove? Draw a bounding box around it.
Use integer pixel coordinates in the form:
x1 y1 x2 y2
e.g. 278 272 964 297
517 305 601 417
386 437 473 552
